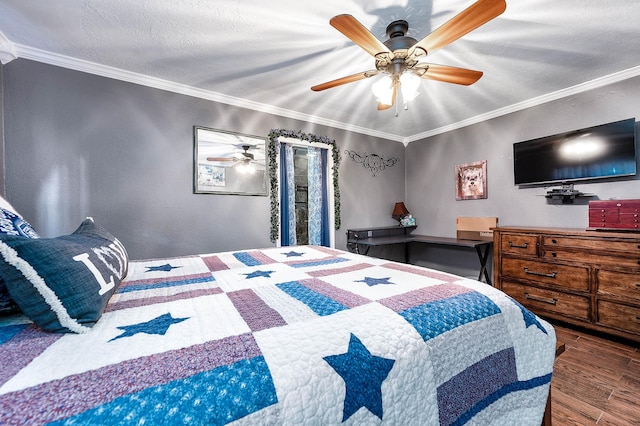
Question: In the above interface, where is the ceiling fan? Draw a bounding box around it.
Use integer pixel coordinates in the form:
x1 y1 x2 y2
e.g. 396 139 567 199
207 145 259 172
311 0 506 111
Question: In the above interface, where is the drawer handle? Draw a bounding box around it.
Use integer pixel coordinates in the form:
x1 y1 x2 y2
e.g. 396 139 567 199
509 241 528 249
525 292 558 305
524 267 557 278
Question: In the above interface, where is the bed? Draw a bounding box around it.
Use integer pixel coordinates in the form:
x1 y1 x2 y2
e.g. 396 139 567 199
0 206 556 425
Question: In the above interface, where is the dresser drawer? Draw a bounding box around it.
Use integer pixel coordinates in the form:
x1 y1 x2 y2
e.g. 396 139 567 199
500 234 538 256
501 257 589 291
588 210 619 223
597 300 640 335
542 236 640 252
502 281 590 321
597 269 640 304
620 213 640 223
542 248 640 268
619 214 640 225
621 206 640 214
592 222 638 229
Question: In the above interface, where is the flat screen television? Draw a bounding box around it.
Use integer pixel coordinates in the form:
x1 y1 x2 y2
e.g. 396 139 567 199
513 118 637 185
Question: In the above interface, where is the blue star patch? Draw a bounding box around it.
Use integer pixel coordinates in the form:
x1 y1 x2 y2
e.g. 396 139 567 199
244 270 275 279
511 298 548 334
355 276 394 287
145 263 181 272
282 250 304 257
110 313 189 341
324 334 395 421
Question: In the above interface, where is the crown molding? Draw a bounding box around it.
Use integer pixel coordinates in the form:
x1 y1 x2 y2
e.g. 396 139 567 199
404 65 640 144
13 43 405 143
0 31 17 64
9 43 639 145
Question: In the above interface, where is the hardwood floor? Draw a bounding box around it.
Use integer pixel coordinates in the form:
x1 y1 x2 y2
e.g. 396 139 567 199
550 321 640 425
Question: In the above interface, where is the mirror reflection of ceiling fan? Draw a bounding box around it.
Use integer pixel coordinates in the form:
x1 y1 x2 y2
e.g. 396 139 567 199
311 0 506 111
207 145 260 173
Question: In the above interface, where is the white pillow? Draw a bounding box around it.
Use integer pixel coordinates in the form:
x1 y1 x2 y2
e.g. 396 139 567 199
0 195 17 214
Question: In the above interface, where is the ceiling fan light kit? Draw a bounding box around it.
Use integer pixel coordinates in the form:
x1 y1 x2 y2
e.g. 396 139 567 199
236 164 256 174
311 0 507 114
206 144 258 173
399 72 420 102
371 75 394 106
371 73 420 109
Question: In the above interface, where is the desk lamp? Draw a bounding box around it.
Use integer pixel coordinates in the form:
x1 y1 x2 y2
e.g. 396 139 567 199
392 202 409 221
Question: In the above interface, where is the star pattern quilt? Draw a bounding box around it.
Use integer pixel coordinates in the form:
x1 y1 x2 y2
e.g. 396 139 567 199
0 246 556 425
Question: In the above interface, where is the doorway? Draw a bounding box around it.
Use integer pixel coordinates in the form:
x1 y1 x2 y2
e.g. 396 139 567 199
293 147 309 244
279 142 333 247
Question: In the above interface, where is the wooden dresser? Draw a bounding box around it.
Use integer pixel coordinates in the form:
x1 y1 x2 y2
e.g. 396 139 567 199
493 226 640 342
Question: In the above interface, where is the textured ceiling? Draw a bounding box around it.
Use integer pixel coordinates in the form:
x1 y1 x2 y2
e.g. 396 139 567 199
0 0 639 142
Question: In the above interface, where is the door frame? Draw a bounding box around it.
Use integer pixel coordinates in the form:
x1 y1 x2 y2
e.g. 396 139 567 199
267 130 340 248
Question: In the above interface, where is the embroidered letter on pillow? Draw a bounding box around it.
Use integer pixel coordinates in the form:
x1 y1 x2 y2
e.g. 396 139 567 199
0 217 128 333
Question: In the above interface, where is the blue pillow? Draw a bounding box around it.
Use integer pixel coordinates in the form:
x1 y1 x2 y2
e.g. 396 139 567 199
0 280 20 315
0 218 128 333
0 207 39 315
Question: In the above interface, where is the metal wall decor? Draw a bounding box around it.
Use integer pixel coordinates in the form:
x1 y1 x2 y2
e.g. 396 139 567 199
344 150 399 176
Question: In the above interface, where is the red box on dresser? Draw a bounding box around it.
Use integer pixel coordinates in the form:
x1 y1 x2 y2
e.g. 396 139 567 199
589 199 640 230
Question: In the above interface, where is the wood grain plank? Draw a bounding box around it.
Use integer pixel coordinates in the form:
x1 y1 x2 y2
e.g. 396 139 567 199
558 344 632 382
602 388 640 425
551 388 602 424
552 363 613 409
550 323 640 424
596 412 639 426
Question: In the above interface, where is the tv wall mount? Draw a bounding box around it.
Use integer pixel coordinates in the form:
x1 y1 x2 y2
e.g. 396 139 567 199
544 183 594 204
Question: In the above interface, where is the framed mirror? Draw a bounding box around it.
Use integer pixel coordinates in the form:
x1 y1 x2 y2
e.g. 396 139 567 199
194 126 268 195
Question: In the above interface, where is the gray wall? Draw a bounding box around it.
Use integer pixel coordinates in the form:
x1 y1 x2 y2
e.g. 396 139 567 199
405 75 640 277
2 59 406 259
4 58 638 271
0 64 4 194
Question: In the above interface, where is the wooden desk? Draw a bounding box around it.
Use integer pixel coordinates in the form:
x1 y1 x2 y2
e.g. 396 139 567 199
346 225 416 259
347 226 493 284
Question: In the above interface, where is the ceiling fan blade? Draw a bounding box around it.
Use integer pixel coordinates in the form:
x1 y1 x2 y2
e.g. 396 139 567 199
207 157 235 162
417 64 483 85
330 14 391 57
311 70 378 91
409 0 506 57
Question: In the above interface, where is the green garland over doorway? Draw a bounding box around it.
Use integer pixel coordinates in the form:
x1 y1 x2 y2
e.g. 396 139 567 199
267 129 341 243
